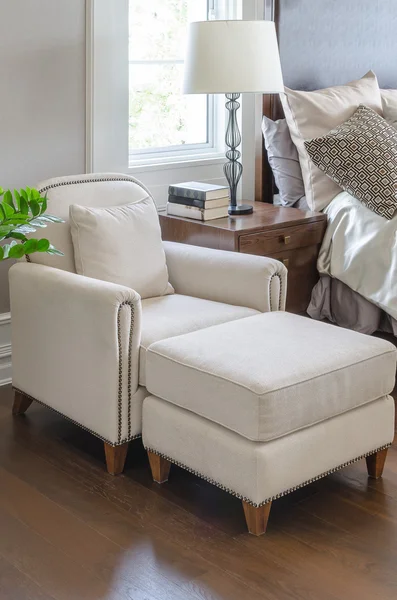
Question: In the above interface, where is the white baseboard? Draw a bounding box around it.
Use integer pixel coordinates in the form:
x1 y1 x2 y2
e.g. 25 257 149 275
0 313 12 386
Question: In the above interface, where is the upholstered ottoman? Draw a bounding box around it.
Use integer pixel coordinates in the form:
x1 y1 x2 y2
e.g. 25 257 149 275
142 312 396 535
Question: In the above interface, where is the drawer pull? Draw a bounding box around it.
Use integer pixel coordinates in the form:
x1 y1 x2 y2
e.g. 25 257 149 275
283 235 291 245
282 258 289 267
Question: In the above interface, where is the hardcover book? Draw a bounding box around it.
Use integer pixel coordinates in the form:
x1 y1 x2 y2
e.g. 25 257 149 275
166 202 228 221
168 181 229 201
168 194 229 210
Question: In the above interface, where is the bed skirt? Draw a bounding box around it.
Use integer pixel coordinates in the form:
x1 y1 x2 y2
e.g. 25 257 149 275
308 275 397 336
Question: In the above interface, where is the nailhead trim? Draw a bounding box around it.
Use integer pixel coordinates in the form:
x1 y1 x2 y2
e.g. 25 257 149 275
144 443 392 507
269 272 283 311
117 301 135 443
37 175 147 195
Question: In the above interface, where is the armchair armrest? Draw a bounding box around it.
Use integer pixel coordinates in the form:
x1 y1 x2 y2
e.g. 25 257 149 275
9 263 142 445
163 241 287 313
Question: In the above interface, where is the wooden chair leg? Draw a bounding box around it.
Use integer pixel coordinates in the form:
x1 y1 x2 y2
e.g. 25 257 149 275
366 448 388 479
242 501 272 536
147 450 171 483
12 391 33 416
104 442 129 475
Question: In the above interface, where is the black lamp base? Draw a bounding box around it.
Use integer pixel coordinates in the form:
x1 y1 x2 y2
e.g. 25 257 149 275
228 204 254 216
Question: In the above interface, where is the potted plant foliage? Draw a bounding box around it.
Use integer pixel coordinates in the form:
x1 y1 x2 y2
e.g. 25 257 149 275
0 187 63 261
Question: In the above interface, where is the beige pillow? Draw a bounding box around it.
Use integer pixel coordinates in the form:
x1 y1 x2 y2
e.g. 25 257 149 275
381 89 397 128
70 197 174 299
280 71 383 212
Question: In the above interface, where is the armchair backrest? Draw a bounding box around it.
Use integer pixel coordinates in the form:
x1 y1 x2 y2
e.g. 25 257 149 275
31 173 153 272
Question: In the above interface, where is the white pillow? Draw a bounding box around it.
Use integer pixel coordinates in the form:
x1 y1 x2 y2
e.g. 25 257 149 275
381 89 397 128
280 71 383 212
70 197 174 299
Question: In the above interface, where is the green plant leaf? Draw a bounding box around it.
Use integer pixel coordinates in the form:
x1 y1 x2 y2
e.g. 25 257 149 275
0 246 3 261
37 214 63 223
14 190 21 210
0 204 5 220
3 190 15 211
20 189 28 202
23 239 38 254
29 200 40 217
8 244 26 259
37 238 50 252
19 196 29 215
40 193 47 215
29 218 47 228
31 188 41 200
12 225 37 234
8 231 27 241
0 225 14 238
0 187 4 196
2 202 14 219
47 244 64 256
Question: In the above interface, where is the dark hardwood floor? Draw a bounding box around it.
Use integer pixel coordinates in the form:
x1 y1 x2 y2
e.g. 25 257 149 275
1 384 397 600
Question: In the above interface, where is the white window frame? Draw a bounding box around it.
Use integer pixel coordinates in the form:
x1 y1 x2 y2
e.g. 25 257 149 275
86 0 265 208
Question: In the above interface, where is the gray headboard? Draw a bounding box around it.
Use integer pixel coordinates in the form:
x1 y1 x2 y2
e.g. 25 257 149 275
256 0 397 201
278 0 397 90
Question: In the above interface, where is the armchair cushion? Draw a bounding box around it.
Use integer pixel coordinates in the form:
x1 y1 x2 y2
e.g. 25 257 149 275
70 198 173 299
139 294 259 386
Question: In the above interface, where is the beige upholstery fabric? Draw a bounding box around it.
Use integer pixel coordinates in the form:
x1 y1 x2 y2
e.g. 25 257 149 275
143 395 395 506
281 71 382 212
146 312 397 442
70 199 173 298
140 295 258 386
10 262 144 443
163 241 287 313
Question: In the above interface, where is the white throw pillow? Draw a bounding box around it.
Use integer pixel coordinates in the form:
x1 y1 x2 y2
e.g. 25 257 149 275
280 71 383 212
381 89 397 128
70 198 174 299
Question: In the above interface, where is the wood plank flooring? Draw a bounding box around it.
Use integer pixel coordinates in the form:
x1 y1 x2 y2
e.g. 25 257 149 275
1 383 397 600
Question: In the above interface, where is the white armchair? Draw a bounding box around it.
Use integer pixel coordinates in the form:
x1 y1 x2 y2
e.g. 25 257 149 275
9 174 287 474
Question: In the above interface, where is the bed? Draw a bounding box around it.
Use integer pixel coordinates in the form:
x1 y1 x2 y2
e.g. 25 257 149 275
256 0 397 334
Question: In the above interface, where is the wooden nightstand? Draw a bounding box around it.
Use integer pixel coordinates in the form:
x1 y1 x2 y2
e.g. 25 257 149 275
160 201 327 313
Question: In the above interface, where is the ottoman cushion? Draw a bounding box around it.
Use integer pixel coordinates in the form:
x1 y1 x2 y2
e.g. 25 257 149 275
146 312 396 442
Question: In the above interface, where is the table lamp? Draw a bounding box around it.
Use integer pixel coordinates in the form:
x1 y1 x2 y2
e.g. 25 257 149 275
183 20 284 215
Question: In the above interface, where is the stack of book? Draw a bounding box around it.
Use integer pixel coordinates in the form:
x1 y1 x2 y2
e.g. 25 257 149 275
167 182 230 221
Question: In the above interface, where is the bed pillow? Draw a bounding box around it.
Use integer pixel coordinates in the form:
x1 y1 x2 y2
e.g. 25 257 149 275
261 116 306 207
70 198 174 298
280 71 383 212
381 89 397 128
304 105 397 220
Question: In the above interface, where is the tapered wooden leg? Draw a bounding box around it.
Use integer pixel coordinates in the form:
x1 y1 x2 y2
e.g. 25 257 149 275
147 451 171 483
12 391 33 416
242 501 272 536
104 442 129 475
366 448 388 479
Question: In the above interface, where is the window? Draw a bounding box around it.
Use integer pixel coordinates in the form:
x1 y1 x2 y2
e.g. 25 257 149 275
87 0 262 206
128 0 237 165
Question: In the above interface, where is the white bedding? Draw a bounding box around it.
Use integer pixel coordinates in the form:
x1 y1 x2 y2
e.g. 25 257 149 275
318 192 397 320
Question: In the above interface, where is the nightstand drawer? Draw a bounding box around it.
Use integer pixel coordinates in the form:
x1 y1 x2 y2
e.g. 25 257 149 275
238 222 325 255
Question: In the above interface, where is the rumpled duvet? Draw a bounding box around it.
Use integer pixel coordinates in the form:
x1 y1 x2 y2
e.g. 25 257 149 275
318 191 397 320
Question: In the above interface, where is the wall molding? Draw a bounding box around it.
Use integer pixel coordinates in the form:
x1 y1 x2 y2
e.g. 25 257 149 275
0 312 11 386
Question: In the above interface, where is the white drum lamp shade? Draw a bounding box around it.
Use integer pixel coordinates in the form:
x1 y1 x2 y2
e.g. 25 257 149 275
183 20 284 95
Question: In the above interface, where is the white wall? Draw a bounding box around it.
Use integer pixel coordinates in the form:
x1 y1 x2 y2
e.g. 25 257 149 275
0 0 86 312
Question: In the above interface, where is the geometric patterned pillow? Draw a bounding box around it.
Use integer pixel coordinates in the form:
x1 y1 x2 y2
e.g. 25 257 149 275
304 105 397 219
